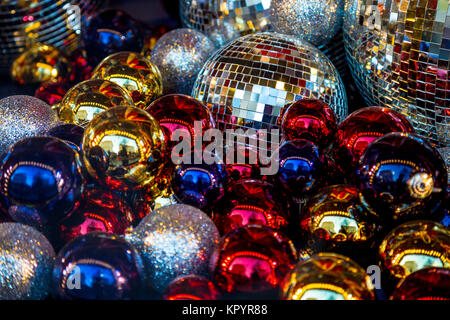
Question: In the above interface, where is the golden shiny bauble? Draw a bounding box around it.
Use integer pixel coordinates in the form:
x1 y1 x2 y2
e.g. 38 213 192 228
379 220 450 281
281 253 375 300
59 79 135 127
91 52 163 108
82 106 167 195
11 43 71 85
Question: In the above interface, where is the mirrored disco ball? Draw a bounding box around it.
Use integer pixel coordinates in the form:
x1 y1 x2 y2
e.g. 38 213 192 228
343 0 449 171
179 0 271 47
192 32 348 143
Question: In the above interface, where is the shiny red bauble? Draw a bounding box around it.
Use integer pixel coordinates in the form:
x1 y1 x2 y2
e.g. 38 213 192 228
225 143 262 183
281 99 337 149
34 81 71 106
212 225 297 294
163 275 220 300
333 106 414 173
69 48 96 82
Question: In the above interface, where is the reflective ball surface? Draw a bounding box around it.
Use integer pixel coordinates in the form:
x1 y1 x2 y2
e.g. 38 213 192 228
163 275 220 300
35 81 72 107
47 124 85 151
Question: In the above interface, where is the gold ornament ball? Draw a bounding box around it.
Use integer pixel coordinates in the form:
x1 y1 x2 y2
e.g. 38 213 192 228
379 220 450 281
59 79 135 127
11 43 71 85
91 52 163 108
82 106 167 195
281 253 375 300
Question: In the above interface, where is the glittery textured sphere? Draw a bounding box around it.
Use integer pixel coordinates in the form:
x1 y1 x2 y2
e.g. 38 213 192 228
11 44 71 85
0 137 85 228
343 0 450 170
52 232 144 299
125 204 220 292
92 52 163 108
192 33 348 147
82 106 167 194
35 81 72 107
0 95 58 156
268 0 345 47
0 222 55 300
357 133 447 224
281 253 375 300
150 28 216 95
59 79 135 127
163 275 220 300
379 220 450 281
180 0 271 47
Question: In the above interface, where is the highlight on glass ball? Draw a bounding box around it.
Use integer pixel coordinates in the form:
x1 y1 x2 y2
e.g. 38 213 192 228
58 79 135 127
91 52 163 108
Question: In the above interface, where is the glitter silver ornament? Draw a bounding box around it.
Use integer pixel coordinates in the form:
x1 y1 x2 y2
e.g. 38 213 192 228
150 28 217 95
179 0 272 47
268 0 345 47
125 204 220 292
343 0 450 174
0 222 55 300
192 32 348 144
0 95 59 155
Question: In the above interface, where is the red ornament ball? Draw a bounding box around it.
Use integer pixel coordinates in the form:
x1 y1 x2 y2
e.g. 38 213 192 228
225 143 262 183
35 81 71 107
163 275 220 300
212 225 297 294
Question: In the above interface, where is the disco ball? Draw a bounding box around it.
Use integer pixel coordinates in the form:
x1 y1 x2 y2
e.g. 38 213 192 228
343 0 449 172
192 32 348 144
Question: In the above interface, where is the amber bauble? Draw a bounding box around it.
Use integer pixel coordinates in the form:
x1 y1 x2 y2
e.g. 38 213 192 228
59 79 135 127
92 52 163 108
390 268 450 300
379 220 450 281
357 133 447 224
35 81 72 107
333 107 414 174
281 253 375 300
11 44 71 85
281 99 337 149
163 275 220 300
212 225 297 294
213 179 293 235
82 106 167 194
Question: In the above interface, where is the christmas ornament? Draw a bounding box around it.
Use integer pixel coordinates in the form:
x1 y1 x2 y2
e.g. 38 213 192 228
52 232 144 299
275 139 324 198
357 133 447 224
281 99 338 150
225 143 263 183
83 9 145 63
192 32 348 149
379 220 450 281
92 52 163 108
213 179 293 235
0 222 55 300
11 43 71 85
333 106 415 173
58 79 135 127
125 204 220 292
343 0 450 170
179 0 271 47
268 0 345 47
390 268 450 300
82 106 167 195
141 24 176 55
172 151 227 211
281 252 375 300
35 81 72 107
47 124 85 150
69 48 96 82
0 95 58 155
150 28 216 95
0 137 85 229
163 275 220 300
212 225 297 294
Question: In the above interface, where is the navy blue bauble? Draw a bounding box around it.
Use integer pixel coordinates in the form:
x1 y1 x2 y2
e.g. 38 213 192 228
0 137 84 228
48 124 85 151
52 232 144 299
83 9 144 63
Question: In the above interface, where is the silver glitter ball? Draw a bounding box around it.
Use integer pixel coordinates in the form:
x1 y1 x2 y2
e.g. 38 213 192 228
343 0 449 174
180 0 272 47
0 95 59 155
0 222 55 300
268 0 345 47
192 32 348 144
151 28 217 95
125 204 220 292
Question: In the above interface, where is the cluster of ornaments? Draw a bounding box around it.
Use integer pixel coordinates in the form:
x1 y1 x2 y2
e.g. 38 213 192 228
0 2 449 301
